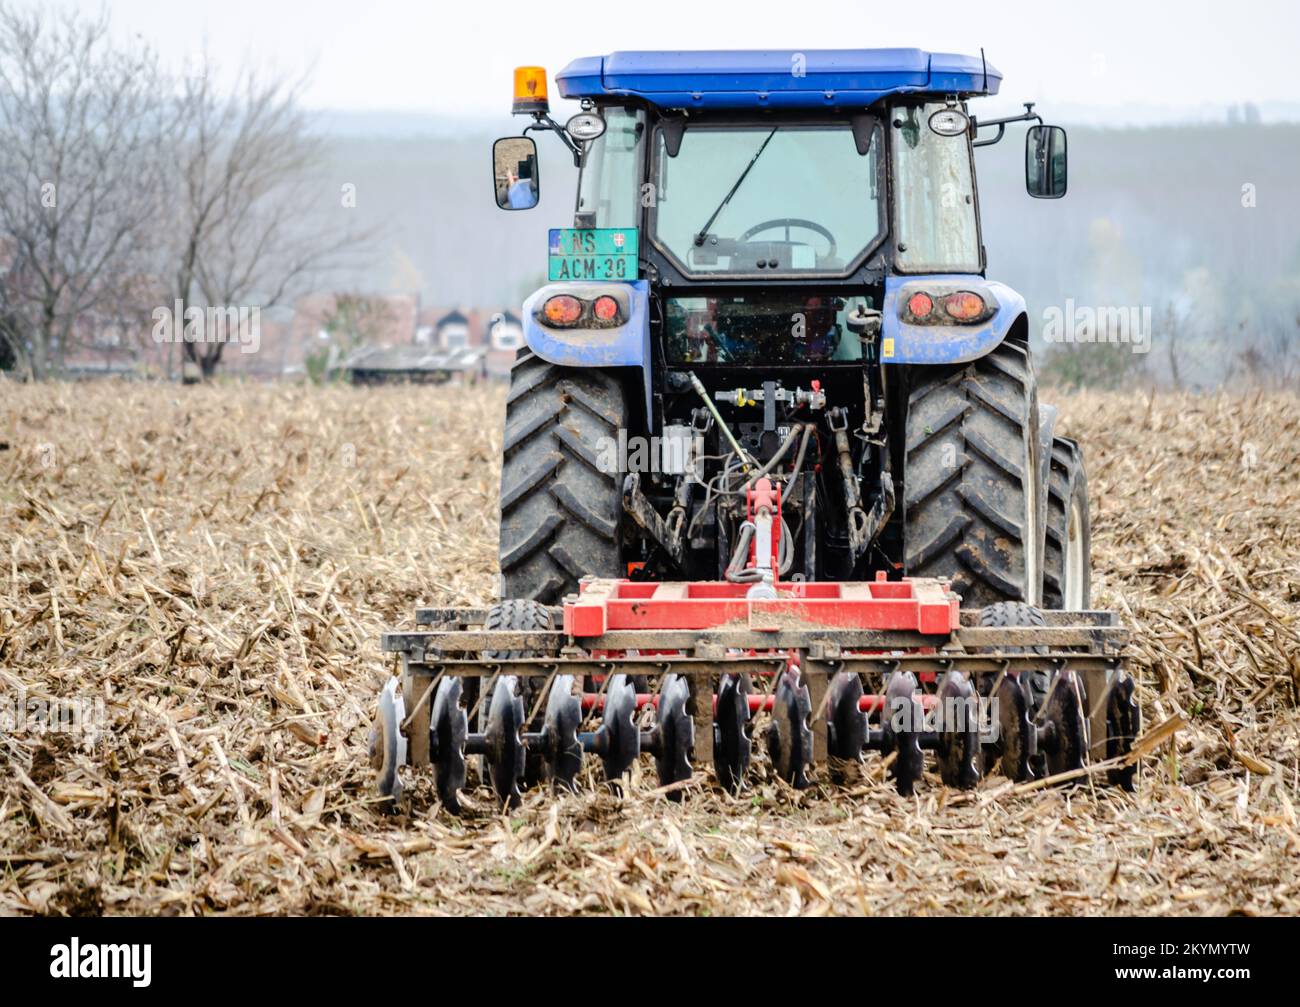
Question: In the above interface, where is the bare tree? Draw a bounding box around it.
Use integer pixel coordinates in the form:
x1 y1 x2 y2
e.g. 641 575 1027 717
166 58 368 381
0 4 167 378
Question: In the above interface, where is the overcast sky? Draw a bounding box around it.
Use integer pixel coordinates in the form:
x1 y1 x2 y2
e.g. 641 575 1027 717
82 0 1300 122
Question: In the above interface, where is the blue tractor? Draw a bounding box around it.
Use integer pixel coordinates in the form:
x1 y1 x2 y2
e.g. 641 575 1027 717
492 51 1086 614
363 50 1139 811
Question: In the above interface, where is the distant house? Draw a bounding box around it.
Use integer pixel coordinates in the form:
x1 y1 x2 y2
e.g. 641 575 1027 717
435 309 472 350
485 310 524 378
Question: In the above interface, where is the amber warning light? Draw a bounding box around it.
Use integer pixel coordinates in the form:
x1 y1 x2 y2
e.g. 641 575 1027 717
513 66 549 115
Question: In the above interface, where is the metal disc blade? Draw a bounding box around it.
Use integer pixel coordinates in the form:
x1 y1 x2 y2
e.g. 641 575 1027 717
1044 671 1086 779
990 673 1032 782
372 677 407 810
1106 670 1141 792
430 677 467 812
485 675 526 808
714 673 752 794
884 672 923 796
936 671 980 790
544 674 583 791
766 668 812 788
597 674 640 784
826 671 867 762
654 674 694 797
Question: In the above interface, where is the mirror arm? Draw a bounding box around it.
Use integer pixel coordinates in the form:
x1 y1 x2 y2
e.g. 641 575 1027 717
971 102 1042 148
524 112 582 167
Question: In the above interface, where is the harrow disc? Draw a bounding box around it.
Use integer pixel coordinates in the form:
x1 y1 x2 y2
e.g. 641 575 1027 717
653 674 694 797
484 675 526 808
766 668 812 788
987 672 1033 782
1042 670 1087 779
883 671 923 796
935 671 980 789
826 671 867 765
430 677 467 812
369 677 407 811
542 674 583 792
714 673 752 793
596 673 640 787
1105 670 1141 792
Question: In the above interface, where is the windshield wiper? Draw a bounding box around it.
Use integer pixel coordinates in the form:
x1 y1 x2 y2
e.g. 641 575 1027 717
692 127 778 247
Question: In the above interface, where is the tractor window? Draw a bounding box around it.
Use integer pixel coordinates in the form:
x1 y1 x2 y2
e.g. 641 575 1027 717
650 123 884 277
891 103 981 273
575 107 645 228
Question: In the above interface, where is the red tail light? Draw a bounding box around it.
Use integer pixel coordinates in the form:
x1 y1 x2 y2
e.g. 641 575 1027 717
906 292 933 319
592 295 620 322
542 295 582 325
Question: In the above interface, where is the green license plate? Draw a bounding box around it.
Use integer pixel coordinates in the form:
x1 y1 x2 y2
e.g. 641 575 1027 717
548 228 638 281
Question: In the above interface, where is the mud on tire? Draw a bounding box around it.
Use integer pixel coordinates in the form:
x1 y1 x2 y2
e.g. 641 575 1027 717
904 340 1042 608
498 350 627 603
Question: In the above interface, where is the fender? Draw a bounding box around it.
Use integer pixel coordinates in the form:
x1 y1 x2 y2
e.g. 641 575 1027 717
880 275 1027 365
522 279 652 419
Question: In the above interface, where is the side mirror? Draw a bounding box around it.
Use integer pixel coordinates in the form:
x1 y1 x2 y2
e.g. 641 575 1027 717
493 136 539 210
1025 125 1067 198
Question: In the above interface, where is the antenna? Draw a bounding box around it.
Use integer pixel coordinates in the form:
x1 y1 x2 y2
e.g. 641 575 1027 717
980 47 988 93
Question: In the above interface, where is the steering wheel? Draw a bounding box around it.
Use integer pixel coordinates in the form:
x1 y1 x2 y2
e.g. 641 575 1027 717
739 218 837 260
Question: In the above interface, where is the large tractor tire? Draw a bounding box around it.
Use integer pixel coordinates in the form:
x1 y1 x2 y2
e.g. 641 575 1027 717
904 340 1042 608
1042 437 1091 610
498 350 626 603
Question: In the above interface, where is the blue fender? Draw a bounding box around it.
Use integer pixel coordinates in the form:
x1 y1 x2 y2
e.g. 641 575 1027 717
880 276 1026 365
522 280 652 418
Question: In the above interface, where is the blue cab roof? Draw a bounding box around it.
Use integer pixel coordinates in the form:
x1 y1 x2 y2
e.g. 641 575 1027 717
555 49 1001 110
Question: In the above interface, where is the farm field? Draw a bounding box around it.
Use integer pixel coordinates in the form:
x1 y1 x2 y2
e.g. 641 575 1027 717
1 381 1297 916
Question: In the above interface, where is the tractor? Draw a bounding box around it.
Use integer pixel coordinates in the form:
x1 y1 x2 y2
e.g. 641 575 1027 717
370 51 1137 811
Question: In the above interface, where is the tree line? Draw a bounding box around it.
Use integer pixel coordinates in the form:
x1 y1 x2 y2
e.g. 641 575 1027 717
0 4 365 380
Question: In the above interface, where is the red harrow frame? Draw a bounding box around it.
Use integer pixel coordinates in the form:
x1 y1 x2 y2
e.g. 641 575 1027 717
371 574 1139 811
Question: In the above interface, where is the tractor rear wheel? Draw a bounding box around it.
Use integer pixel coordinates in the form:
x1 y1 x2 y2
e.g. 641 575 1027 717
1042 437 1091 610
904 340 1042 608
498 350 626 603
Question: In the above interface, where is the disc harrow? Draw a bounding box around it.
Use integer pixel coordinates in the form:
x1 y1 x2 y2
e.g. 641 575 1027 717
372 576 1138 811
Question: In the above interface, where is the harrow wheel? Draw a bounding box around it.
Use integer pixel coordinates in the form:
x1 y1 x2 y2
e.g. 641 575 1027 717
1105 670 1141 792
883 671 924 796
369 677 407 811
826 671 867 769
430 677 468 812
542 674 583 792
595 673 639 788
766 668 813 788
714 673 752 793
484 675 527 808
1042 670 1087 779
652 674 694 797
935 671 980 789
